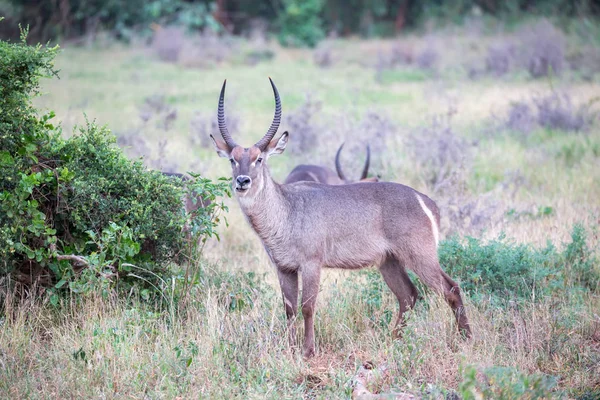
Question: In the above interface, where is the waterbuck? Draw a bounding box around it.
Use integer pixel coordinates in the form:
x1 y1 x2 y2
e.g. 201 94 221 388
210 79 472 358
284 144 378 185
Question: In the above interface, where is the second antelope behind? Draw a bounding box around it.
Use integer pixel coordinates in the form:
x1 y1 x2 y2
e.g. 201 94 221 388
284 144 378 185
210 79 472 358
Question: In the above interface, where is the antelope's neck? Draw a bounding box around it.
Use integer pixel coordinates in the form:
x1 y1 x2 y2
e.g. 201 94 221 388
237 167 289 243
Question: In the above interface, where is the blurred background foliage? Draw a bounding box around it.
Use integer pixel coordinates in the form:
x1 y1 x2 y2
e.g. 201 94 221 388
1 0 599 46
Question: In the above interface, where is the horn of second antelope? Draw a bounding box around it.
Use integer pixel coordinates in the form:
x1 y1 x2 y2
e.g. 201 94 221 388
254 77 282 151
335 143 348 181
217 79 237 149
360 145 371 180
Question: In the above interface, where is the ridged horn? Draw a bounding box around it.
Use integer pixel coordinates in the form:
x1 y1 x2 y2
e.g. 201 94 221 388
254 77 282 150
360 145 371 180
217 79 237 149
335 143 348 182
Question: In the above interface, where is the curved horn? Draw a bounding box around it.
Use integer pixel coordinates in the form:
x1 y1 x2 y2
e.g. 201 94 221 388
217 80 237 149
335 143 348 182
255 77 282 150
360 145 371 180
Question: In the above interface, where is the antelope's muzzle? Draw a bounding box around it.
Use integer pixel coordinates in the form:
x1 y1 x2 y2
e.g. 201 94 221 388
235 175 252 192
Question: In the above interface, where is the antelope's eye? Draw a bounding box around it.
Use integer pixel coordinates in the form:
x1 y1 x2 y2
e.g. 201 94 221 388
256 157 263 165
229 158 235 165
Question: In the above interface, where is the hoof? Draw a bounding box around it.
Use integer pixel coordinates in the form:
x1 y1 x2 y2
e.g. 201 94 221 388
303 348 315 359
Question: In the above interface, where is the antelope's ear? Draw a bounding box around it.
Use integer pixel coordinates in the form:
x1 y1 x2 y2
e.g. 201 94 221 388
210 135 231 158
265 131 288 157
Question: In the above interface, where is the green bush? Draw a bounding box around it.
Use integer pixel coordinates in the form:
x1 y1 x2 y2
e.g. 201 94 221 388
563 224 600 291
0 32 230 295
277 0 325 48
439 225 599 303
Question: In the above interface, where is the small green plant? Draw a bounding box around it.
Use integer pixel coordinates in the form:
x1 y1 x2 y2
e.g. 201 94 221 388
563 224 599 291
174 341 199 368
459 365 559 399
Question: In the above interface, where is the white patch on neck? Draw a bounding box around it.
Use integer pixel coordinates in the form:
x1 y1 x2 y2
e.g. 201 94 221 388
415 193 439 247
237 195 255 208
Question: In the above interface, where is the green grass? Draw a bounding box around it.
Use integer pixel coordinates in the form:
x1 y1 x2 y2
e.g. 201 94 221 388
4 26 600 398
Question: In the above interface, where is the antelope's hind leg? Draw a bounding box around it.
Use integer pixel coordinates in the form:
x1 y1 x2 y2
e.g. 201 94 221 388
277 269 299 349
402 249 472 338
300 265 321 358
379 256 419 338
441 270 471 338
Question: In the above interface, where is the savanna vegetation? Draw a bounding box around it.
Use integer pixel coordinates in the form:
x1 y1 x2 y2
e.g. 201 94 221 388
1 2 600 398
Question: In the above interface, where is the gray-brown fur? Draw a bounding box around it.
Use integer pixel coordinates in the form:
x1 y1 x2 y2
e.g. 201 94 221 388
210 79 471 358
284 145 377 185
284 164 342 185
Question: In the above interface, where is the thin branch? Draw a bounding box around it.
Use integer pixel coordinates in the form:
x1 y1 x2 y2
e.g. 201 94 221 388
55 254 89 268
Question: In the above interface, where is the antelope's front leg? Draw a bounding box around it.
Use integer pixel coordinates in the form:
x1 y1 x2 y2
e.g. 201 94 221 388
277 269 298 349
301 265 321 358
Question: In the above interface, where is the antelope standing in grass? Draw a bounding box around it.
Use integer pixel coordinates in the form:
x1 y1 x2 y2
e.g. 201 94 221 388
210 79 471 358
284 144 378 184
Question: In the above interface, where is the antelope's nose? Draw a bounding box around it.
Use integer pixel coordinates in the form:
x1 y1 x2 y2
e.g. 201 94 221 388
236 175 251 189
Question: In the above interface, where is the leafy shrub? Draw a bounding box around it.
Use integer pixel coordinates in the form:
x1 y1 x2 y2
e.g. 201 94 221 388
563 224 600 291
277 0 325 48
0 33 230 295
439 224 598 302
439 235 561 302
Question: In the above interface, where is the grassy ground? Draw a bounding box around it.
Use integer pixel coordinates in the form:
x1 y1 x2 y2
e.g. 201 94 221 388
2 23 600 398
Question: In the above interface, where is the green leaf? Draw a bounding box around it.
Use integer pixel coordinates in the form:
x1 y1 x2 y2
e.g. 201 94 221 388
55 279 67 289
0 151 14 166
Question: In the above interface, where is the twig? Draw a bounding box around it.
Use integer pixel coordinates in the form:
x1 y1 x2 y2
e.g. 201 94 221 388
55 254 89 268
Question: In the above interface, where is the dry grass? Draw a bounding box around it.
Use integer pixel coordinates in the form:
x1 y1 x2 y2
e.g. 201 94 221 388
7 21 600 398
1 275 598 398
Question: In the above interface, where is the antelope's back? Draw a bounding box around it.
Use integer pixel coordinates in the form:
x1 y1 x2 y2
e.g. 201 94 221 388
283 181 438 248
284 164 342 185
